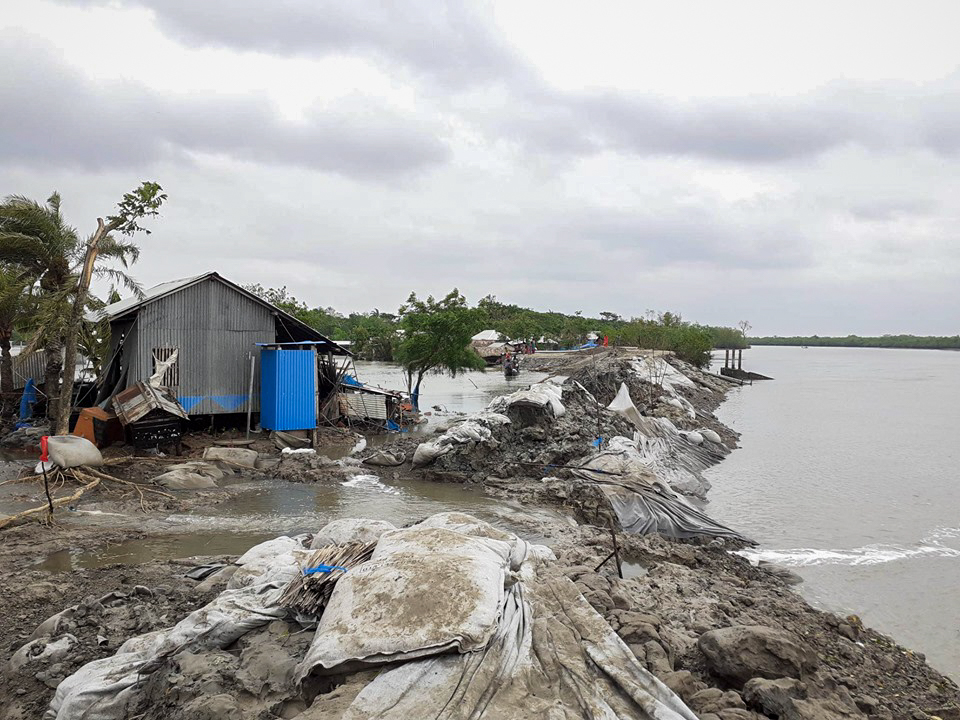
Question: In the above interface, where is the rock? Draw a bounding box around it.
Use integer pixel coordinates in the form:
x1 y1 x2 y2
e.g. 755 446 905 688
716 710 755 720
838 623 859 642
743 677 863 720
698 625 818 687
690 687 748 713
855 696 879 713
185 693 240 720
618 621 661 645
878 655 896 672
659 670 705 701
644 640 673 675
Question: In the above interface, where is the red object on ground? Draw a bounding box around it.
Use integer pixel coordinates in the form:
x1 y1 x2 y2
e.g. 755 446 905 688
603 336 609 347
40 435 49 462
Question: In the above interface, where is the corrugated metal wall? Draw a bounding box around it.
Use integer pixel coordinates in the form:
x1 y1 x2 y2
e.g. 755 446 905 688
125 277 275 415
260 347 317 430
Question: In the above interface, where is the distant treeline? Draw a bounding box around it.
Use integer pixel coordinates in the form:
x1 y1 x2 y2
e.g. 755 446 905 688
243 285 748 368
750 335 960 350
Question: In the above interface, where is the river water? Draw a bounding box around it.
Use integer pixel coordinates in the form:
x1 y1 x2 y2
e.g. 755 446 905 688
705 346 960 678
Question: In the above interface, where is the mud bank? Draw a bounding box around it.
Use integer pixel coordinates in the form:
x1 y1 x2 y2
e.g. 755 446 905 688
1 349 957 719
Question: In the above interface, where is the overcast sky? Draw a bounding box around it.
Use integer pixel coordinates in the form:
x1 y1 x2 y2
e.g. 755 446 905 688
3 1 960 335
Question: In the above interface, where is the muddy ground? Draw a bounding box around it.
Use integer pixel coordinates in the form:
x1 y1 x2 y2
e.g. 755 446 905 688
1 349 958 719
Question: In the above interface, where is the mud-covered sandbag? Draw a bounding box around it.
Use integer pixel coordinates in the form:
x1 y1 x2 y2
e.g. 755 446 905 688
310 519 397 549
487 379 565 417
46 436 103 468
297 526 513 678
202 446 258 468
362 450 406 467
152 462 223 490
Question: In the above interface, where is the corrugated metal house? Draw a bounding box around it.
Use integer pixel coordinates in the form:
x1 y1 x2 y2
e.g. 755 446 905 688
92 272 349 416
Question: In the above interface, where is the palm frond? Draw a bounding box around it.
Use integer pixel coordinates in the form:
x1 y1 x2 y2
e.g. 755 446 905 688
93 267 143 298
95 233 140 267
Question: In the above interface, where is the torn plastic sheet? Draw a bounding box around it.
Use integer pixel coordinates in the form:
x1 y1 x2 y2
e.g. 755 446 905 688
307 513 700 719
48 513 701 720
574 438 751 543
487 378 565 417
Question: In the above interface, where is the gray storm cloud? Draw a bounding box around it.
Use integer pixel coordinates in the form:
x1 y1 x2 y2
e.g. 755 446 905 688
0 33 450 179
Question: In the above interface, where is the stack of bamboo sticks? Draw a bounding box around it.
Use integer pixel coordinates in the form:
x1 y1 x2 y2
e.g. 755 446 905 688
278 540 376 617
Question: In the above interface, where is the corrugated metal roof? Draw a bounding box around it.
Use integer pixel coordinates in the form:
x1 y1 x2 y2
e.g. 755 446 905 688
471 329 501 342
90 273 208 321
91 271 350 355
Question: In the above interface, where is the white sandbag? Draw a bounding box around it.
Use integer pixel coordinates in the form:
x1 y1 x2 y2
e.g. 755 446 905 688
700 428 722 444
228 536 310 590
202 446 258 468
46 436 103 468
297 526 511 678
411 441 449 468
683 431 704 445
310 519 397 549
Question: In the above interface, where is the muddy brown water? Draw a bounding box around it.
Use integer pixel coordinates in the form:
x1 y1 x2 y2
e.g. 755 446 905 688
8 362 559 572
34 474 565 571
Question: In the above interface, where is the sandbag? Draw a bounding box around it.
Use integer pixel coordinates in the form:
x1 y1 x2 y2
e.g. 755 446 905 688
411 441 449 468
310 519 397 549
700 428 722 444
296 526 512 678
152 462 223 490
202 446 258 468
362 450 406 467
46 436 103 469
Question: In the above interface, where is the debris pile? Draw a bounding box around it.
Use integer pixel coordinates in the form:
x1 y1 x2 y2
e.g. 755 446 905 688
394 363 745 542
32 513 703 719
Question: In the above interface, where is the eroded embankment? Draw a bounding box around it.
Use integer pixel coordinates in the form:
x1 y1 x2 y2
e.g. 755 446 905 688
1 350 958 719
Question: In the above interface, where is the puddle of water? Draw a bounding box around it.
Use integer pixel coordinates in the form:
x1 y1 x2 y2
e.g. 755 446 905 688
37 473 565 572
38 532 278 572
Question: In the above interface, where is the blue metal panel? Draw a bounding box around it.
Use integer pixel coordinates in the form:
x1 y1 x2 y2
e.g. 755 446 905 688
260 348 317 431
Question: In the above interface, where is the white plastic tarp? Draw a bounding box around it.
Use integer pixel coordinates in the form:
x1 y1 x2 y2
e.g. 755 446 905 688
487 379 566 417
46 538 310 720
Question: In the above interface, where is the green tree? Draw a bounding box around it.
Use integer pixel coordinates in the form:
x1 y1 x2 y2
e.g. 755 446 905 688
0 266 30 394
56 182 165 433
394 289 485 409
0 192 82 418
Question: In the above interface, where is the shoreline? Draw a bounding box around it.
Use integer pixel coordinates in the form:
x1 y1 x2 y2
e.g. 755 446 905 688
1 349 957 719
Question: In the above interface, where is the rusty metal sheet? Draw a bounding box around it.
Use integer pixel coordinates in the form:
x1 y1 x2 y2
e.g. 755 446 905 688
112 381 190 425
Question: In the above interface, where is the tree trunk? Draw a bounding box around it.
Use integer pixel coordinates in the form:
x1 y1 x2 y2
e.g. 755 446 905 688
42 339 62 423
0 327 12 396
56 219 109 435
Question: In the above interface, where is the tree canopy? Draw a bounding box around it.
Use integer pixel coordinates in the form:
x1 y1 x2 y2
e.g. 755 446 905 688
394 289 485 408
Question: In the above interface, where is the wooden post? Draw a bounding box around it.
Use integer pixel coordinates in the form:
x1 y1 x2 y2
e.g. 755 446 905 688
738 349 743 370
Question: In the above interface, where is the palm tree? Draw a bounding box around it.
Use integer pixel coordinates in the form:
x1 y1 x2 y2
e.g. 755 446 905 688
0 265 30 395
0 192 140 421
